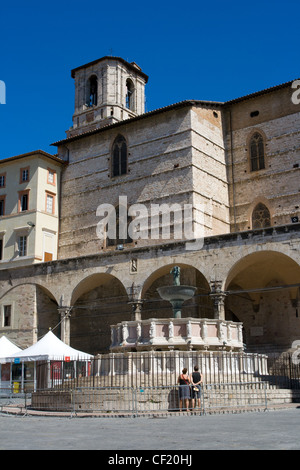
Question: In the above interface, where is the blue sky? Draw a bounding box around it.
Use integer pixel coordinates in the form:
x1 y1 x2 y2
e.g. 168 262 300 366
0 0 299 159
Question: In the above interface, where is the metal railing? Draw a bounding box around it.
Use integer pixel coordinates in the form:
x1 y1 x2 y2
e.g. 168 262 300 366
265 353 300 389
6 351 299 392
202 382 268 413
27 351 300 393
34 351 269 391
29 382 268 416
0 387 31 414
2 350 300 416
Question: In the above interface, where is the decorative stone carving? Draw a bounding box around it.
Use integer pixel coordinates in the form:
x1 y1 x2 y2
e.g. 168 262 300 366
110 317 244 351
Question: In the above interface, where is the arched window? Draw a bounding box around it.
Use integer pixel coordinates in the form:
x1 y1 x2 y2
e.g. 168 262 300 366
252 203 271 229
112 135 127 177
126 79 134 111
107 205 132 247
88 75 98 106
250 132 265 171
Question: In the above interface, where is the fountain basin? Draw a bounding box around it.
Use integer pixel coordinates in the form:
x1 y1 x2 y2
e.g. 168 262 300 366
110 317 244 351
156 285 197 318
157 285 197 302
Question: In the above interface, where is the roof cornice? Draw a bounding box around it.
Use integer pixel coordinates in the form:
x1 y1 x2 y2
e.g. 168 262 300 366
51 77 299 147
71 56 149 82
51 99 223 146
0 150 65 165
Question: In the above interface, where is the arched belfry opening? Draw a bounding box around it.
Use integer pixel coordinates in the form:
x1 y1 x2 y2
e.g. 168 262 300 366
87 75 98 107
126 78 134 111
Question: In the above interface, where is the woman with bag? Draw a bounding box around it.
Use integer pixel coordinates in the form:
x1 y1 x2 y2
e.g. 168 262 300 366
177 368 191 412
190 365 203 409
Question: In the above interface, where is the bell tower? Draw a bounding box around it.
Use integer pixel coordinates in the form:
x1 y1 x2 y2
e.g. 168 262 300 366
67 56 148 138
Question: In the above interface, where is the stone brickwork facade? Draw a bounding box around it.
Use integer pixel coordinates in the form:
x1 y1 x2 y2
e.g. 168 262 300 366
0 56 300 356
55 70 300 260
225 85 300 232
56 101 232 259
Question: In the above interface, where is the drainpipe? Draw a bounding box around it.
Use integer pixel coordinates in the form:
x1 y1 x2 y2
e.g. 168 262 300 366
229 110 237 232
57 145 69 260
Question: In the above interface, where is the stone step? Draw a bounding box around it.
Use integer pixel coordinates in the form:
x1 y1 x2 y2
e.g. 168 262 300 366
31 385 300 413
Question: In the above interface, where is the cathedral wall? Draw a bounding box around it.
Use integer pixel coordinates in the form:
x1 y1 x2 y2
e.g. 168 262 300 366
225 86 300 232
57 107 196 259
191 105 230 236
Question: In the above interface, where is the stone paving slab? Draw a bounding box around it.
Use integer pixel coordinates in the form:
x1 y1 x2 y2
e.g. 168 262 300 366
0 403 300 450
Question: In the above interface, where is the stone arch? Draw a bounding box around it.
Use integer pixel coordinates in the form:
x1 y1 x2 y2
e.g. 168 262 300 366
140 263 213 320
0 281 58 304
70 272 128 306
0 282 59 349
225 251 300 293
70 273 131 354
224 251 300 350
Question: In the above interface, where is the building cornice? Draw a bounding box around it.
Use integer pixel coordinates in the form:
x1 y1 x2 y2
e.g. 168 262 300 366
0 150 65 166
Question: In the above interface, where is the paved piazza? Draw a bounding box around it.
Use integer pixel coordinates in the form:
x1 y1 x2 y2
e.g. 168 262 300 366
0 408 299 451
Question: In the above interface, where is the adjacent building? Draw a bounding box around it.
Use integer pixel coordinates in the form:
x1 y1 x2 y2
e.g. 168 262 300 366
0 150 63 269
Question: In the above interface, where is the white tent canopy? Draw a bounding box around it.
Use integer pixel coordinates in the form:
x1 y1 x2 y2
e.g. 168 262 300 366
4 331 93 362
0 335 22 362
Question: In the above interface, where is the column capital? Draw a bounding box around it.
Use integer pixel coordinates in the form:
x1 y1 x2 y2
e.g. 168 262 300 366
209 285 227 321
128 299 143 321
209 280 223 293
58 306 72 345
58 306 72 317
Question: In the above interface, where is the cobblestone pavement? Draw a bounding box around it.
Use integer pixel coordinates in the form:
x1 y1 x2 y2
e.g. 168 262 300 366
0 406 300 451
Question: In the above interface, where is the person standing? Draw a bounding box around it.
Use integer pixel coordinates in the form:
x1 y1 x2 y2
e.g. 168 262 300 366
178 368 190 412
190 366 203 409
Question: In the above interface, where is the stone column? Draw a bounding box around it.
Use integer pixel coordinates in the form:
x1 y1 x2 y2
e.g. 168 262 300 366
211 293 227 320
136 322 142 343
122 322 128 346
237 324 243 344
210 280 227 320
58 307 72 345
149 321 156 345
129 300 143 321
168 320 174 344
202 320 208 343
218 321 227 343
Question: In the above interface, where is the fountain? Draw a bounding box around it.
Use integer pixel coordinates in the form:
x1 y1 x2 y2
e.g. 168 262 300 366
157 266 197 318
110 266 244 351
31 265 269 413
